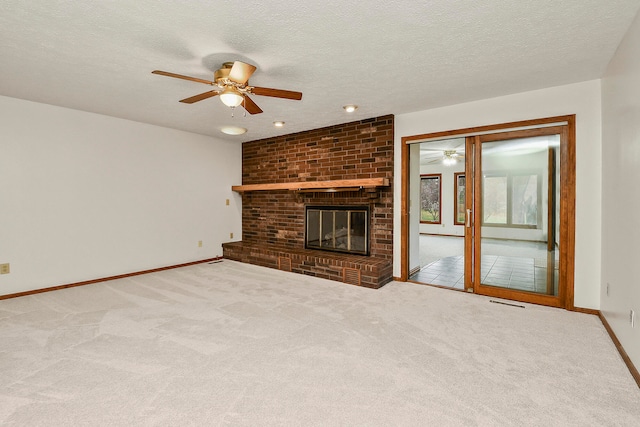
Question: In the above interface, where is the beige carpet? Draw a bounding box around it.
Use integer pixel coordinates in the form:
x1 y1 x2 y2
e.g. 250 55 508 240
1 260 638 426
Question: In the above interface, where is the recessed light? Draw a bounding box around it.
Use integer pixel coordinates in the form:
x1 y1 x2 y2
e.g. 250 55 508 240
273 121 285 127
343 105 358 113
220 126 247 135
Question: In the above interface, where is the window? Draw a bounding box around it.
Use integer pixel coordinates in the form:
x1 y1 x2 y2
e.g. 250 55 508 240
483 172 540 228
454 173 465 225
420 174 441 224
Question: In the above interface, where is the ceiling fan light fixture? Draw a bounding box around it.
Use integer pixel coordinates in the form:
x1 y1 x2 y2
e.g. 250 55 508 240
443 157 457 166
273 121 285 127
219 86 244 108
220 126 247 135
443 150 458 166
343 104 358 113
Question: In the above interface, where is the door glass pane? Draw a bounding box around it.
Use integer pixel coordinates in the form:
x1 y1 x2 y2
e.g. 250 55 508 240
350 211 366 252
480 135 560 296
409 138 466 289
307 210 320 248
321 211 334 248
334 211 348 250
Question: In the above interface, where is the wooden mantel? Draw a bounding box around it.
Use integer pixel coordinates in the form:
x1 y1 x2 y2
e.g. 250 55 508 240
232 178 389 193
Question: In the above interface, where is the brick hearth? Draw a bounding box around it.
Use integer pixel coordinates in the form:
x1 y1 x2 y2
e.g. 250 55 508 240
223 242 392 289
223 115 394 288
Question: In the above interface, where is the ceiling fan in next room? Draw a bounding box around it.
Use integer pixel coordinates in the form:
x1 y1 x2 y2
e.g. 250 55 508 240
421 149 466 166
152 61 303 114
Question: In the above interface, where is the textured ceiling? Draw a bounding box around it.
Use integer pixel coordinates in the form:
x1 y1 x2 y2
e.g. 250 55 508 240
1 1 639 143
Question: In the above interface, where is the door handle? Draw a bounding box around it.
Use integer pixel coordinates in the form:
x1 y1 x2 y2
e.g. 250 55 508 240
466 209 472 228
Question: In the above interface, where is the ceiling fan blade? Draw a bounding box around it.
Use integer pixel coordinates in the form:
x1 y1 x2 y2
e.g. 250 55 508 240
152 70 214 85
242 95 263 115
179 90 219 104
228 61 256 85
251 86 303 100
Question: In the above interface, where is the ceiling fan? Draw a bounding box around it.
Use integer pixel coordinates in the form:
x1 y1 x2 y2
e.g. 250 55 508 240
422 149 465 165
152 61 302 115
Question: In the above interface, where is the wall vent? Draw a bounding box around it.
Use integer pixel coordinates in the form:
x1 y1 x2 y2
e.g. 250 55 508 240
343 267 361 286
278 257 292 272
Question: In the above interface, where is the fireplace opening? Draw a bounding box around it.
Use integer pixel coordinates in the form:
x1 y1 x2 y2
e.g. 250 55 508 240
305 206 369 255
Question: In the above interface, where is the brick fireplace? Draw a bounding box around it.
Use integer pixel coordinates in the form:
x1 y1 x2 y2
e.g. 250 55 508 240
223 115 393 288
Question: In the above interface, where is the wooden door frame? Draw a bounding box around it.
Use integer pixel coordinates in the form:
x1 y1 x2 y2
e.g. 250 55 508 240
400 115 576 310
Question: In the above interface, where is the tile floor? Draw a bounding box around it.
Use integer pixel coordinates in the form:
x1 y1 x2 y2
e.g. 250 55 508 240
411 254 556 294
410 235 558 295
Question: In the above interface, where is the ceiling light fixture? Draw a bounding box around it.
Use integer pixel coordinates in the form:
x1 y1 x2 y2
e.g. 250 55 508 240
219 86 244 108
273 121 285 127
443 150 458 166
343 105 358 113
220 126 247 135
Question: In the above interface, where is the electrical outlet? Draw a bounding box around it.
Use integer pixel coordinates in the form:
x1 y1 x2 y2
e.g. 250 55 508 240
606 283 610 296
230 232 234 239
226 199 230 206
198 240 203 247
0 263 10 274
631 310 636 328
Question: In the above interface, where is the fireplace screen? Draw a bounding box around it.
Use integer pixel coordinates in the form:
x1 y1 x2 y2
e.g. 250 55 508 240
305 206 369 255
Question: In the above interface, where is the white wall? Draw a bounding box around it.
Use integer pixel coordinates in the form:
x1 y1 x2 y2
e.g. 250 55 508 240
0 96 242 296
394 80 602 309
601 10 640 371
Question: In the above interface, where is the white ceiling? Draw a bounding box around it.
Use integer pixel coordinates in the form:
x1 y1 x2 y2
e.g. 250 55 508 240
1 1 639 143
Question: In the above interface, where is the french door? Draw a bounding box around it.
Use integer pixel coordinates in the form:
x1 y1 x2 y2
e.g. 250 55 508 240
402 116 575 309
464 126 567 307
